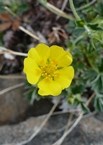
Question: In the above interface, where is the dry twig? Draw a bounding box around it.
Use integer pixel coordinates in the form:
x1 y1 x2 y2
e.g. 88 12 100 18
56 0 68 19
52 112 83 145
4 7 41 42
19 26 41 41
39 0 74 20
0 83 24 95
0 47 27 57
0 74 25 79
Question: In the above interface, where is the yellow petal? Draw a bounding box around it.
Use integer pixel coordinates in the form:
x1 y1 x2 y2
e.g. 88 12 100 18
24 58 37 72
56 66 74 89
50 45 72 67
26 71 41 84
24 58 41 84
50 45 65 59
35 43 50 62
28 47 41 64
38 78 62 96
57 51 72 67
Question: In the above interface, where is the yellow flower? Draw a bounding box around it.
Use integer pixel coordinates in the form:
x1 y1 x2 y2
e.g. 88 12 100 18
24 43 74 96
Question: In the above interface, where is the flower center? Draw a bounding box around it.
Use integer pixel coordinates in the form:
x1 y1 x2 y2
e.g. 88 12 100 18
40 59 58 80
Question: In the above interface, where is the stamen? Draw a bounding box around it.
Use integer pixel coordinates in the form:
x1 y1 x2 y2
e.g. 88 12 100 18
40 59 58 80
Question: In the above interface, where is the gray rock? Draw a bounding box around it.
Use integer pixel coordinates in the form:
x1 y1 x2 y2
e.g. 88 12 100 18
0 113 103 145
0 116 45 144
0 78 29 124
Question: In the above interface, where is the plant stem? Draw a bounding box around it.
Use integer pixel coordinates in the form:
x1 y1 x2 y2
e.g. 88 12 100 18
39 0 74 20
86 92 95 106
4 6 17 17
69 0 81 21
56 0 68 19
69 0 91 35
77 0 97 11
4 7 41 41
19 26 40 41
84 25 91 35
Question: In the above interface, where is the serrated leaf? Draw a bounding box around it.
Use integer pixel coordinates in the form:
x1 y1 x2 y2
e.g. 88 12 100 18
92 75 103 94
94 95 103 111
98 58 103 72
71 84 85 94
84 69 97 83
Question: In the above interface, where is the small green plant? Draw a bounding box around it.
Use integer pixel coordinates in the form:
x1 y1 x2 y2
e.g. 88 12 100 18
65 0 103 112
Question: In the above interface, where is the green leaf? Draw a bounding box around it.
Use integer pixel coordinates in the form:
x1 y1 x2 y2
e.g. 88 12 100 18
88 24 100 31
68 94 82 105
94 95 103 111
84 69 97 84
98 58 103 72
71 84 85 94
30 89 40 105
24 81 40 104
92 75 103 94
95 2 103 16
91 30 103 45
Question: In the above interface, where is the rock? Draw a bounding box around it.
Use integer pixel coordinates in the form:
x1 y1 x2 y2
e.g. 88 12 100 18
0 78 29 124
0 113 103 145
0 79 103 144
0 116 45 145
